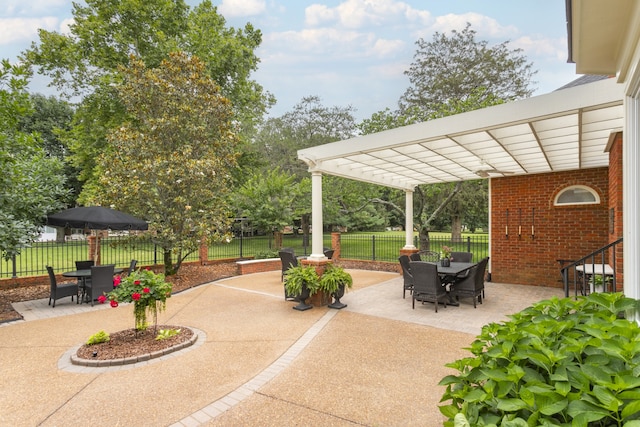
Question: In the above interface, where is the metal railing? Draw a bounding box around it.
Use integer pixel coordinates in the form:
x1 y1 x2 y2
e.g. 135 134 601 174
1 233 489 279
561 237 623 298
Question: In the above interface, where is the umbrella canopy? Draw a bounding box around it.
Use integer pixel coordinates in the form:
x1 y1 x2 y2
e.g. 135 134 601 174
47 206 148 231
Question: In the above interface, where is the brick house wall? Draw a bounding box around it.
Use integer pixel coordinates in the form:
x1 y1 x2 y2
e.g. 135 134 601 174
490 168 610 287
607 132 624 289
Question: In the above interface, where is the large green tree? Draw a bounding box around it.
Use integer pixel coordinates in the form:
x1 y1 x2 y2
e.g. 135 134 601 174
18 94 80 202
93 52 239 275
0 60 67 260
25 0 272 201
362 24 535 249
399 23 536 119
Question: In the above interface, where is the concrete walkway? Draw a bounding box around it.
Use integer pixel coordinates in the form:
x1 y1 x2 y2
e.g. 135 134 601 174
1 270 564 426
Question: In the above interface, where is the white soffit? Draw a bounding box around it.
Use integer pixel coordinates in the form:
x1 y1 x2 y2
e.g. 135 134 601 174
298 77 624 190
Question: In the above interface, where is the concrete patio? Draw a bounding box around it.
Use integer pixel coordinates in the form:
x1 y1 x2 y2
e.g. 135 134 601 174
1 270 564 426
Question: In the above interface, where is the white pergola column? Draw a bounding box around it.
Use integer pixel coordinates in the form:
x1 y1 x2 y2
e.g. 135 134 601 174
624 91 640 320
308 170 326 260
404 189 416 249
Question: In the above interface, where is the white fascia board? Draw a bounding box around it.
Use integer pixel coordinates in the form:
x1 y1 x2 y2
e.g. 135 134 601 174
298 78 624 163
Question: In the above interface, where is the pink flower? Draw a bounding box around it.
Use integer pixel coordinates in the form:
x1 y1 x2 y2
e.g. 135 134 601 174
134 280 141 285
145 267 151 270
132 292 141 301
97 295 106 304
143 287 150 293
110 300 118 308
113 276 121 287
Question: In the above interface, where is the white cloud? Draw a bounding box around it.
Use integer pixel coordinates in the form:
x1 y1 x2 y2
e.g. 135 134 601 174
513 35 567 62
218 0 266 17
306 0 430 29
428 12 518 39
0 17 59 45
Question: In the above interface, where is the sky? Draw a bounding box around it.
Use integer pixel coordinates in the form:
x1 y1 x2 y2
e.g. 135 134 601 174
0 0 579 121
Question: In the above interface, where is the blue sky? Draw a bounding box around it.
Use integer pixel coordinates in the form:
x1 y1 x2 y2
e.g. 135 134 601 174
1 0 578 120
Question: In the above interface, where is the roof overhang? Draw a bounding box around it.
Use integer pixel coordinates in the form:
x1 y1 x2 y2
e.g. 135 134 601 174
298 77 624 191
567 0 640 78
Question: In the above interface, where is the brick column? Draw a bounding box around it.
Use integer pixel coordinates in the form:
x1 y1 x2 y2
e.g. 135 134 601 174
331 232 341 259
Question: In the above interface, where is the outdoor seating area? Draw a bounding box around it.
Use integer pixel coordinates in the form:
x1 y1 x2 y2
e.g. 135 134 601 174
47 260 134 307
398 254 489 311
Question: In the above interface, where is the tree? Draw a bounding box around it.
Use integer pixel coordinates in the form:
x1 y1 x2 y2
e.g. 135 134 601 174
25 0 272 201
399 23 536 119
92 52 239 275
362 24 535 249
235 168 296 248
18 94 80 202
0 60 67 260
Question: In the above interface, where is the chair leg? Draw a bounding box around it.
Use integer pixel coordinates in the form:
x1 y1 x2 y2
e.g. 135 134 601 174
412 295 415 309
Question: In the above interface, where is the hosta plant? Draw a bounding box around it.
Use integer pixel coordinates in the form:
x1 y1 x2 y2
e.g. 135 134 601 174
439 292 640 426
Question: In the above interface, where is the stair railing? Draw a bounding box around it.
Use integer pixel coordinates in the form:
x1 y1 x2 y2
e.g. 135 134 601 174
561 237 623 298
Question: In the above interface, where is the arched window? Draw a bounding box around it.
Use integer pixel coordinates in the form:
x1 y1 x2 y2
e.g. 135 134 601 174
554 185 600 206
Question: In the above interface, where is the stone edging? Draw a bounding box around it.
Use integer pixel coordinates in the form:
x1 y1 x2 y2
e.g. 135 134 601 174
69 326 198 368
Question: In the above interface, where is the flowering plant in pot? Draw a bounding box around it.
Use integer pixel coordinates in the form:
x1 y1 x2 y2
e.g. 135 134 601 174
101 268 173 331
441 245 453 267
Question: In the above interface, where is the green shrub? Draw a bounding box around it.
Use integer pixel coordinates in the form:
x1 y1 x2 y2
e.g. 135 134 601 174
156 328 181 341
86 330 110 345
439 293 640 426
254 250 279 259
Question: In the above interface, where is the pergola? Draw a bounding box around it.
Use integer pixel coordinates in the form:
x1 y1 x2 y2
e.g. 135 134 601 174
298 77 624 259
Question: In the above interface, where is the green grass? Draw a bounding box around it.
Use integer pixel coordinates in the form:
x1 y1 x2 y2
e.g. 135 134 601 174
1 231 489 279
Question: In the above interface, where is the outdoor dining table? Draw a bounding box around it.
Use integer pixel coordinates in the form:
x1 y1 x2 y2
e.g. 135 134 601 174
427 261 477 306
62 267 124 303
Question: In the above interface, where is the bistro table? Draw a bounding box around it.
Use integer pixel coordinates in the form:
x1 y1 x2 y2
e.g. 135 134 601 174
63 267 124 303
427 261 477 306
575 263 614 293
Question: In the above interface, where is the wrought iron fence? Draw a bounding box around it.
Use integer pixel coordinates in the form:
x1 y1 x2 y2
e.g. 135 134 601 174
1 233 489 279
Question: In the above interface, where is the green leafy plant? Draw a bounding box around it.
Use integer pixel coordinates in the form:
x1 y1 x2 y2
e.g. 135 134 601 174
86 330 110 345
439 293 640 426
318 264 353 294
156 328 181 341
284 264 320 297
254 250 279 259
104 268 173 331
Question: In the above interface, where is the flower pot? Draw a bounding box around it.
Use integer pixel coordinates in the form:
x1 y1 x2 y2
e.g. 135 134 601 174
441 258 451 267
293 282 313 311
328 283 347 309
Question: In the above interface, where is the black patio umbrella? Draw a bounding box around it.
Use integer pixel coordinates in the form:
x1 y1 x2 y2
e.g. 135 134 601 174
47 206 148 231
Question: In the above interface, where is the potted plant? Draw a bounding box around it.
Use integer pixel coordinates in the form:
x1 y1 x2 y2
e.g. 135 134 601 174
441 245 453 267
284 264 320 311
319 264 353 309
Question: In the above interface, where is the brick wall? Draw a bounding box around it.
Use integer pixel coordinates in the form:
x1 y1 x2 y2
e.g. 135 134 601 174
608 132 624 289
490 168 610 287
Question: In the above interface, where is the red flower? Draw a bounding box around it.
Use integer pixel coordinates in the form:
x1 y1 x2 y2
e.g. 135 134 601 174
110 300 119 308
97 295 106 304
145 267 151 270
132 292 141 301
134 280 141 285
113 276 121 287
143 287 150 293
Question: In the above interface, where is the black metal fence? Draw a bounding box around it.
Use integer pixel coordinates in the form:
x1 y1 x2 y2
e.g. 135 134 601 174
1 233 489 279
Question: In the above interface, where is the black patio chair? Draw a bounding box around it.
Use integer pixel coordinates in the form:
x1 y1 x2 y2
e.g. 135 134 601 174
85 265 115 306
451 257 489 308
409 261 448 312
450 251 473 263
398 255 413 299
279 250 298 300
46 266 79 308
75 260 94 301
418 251 440 262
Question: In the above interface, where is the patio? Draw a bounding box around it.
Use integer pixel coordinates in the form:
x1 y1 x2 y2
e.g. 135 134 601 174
1 269 563 426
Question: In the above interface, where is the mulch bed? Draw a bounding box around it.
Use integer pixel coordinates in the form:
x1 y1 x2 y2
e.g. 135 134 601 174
0 262 238 324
